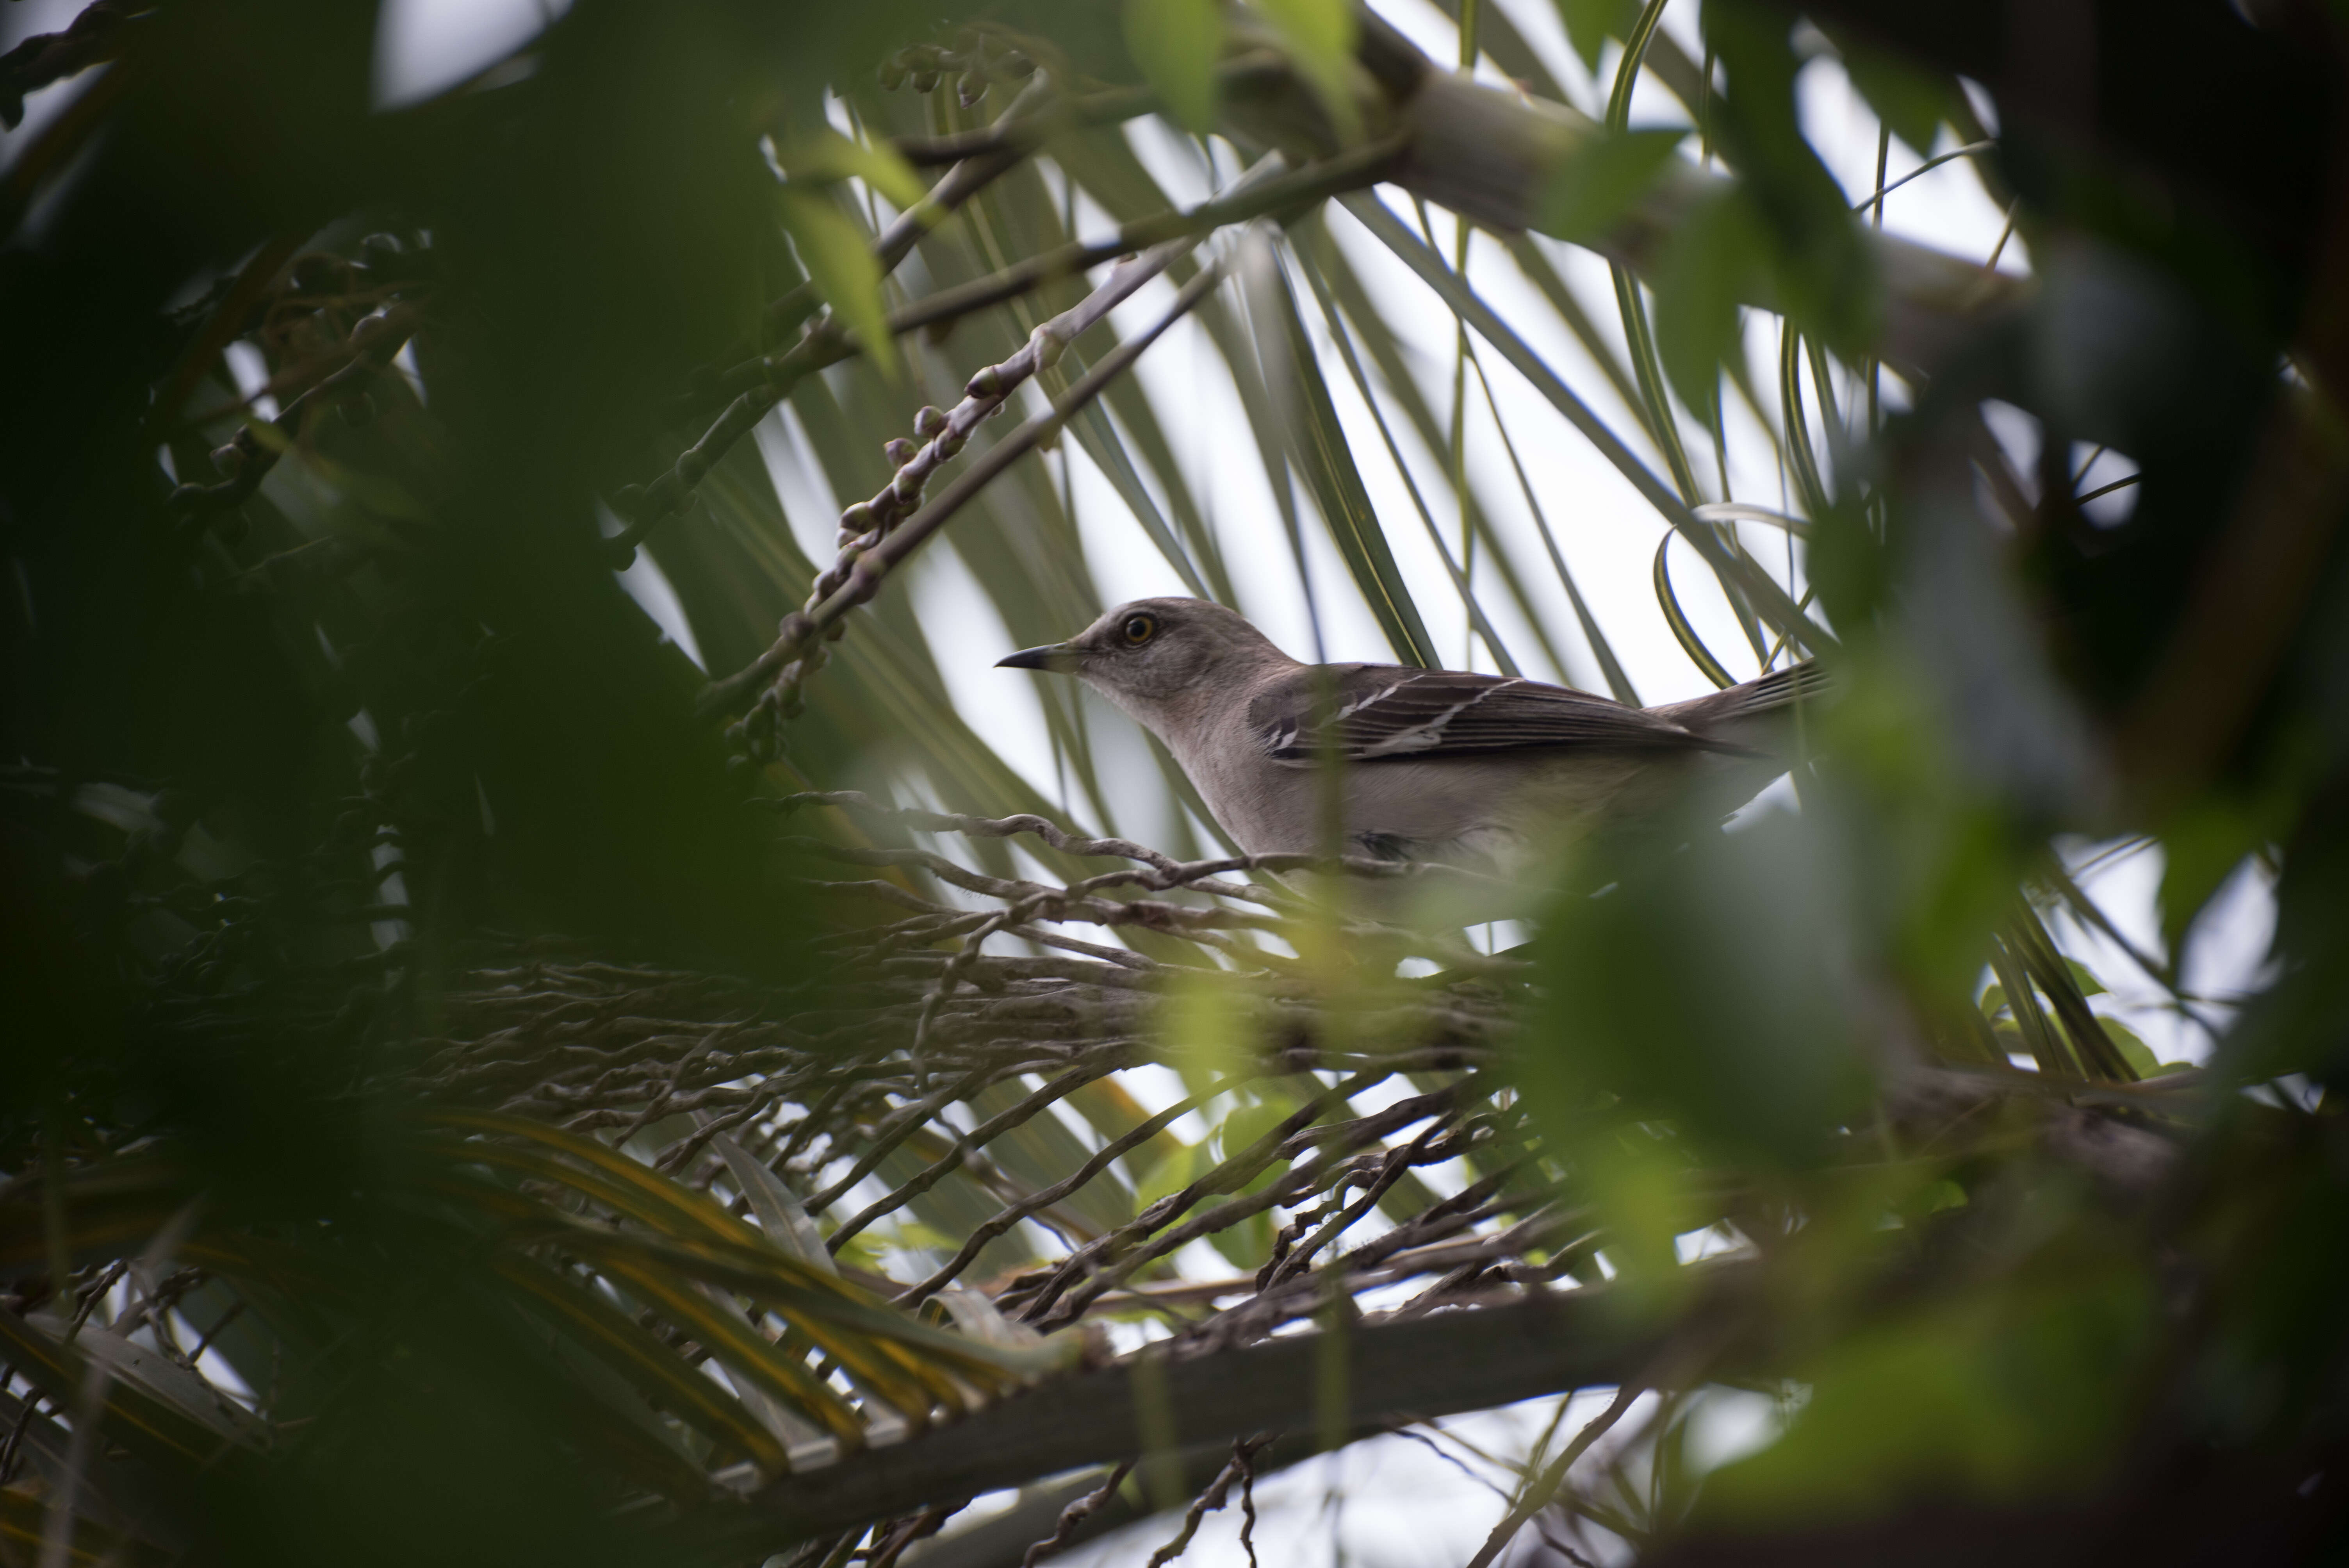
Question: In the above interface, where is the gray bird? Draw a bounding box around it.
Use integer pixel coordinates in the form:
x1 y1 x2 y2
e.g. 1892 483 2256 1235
998 597 1828 885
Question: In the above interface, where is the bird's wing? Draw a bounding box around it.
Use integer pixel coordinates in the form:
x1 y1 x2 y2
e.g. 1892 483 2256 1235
1248 665 1738 763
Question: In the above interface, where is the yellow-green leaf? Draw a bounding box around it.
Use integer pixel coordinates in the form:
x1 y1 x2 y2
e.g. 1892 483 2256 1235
2096 1018 2180 1080
772 129 928 211
1135 1140 1207 1208
1126 0 1225 134
598 1255 875 1443
1160 966 1253 1103
777 186 899 381
417 1112 820 1271
1216 1092 1299 1170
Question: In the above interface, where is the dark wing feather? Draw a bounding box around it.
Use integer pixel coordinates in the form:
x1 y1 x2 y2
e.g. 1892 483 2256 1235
1249 665 1736 763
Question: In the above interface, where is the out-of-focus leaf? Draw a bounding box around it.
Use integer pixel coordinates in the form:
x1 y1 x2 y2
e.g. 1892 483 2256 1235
1613 259 1706 506
1294 222 1580 684
2157 800 2265 959
2005 904 2136 1080
1474 349 1644 700
1652 186 1764 414
1987 935 2069 1074
1524 808 1874 1181
586 1222 1063 1383
1208 1209 1272 1271
1827 31 1958 158
777 185 900 380
519 1307 727 1502
1533 128 1686 246
1192 289 1320 628
0 1485 166 1568
833 1219 962 1278
1135 1140 1208 1208
1069 1078 1191 1177
0 1156 187 1276
772 128 928 210
1254 0 1360 140
1698 1274 2154 1523
2063 957 2108 998
1165 962 1259 1098
598 1233 995 1420
1556 0 1641 74
1703 6 1878 356
1217 1092 1300 1167
668 426 1126 886
2097 1017 2172 1079
1095 374 1236 603
1125 0 1225 134
415 1110 1068 1430
971 1087 1139 1235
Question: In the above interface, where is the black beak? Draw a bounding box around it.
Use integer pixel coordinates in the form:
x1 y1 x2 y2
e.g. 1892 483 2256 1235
996 643 1079 672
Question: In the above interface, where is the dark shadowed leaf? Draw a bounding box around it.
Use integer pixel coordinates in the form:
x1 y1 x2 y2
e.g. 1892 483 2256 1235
1652 186 1765 416
1556 0 1642 75
1522 806 1874 1184
1827 30 1959 160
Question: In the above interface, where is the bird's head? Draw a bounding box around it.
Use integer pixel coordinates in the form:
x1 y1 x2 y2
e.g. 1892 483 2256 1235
996 597 1288 716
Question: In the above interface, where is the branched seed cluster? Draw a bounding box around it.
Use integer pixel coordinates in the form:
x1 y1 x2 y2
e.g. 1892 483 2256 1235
877 33 1037 106
170 234 434 529
727 239 1199 762
46 784 2196 1566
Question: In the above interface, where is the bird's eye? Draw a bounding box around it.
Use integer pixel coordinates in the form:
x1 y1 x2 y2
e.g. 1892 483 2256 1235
1121 614 1157 646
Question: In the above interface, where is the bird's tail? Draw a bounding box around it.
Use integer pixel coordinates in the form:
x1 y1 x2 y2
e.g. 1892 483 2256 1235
1649 658 1836 738
1705 658 1835 719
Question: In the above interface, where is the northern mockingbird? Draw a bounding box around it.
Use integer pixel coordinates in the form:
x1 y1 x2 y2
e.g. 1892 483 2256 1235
998 597 1827 884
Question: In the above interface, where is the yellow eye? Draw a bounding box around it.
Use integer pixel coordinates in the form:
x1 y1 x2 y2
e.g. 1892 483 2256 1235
1121 614 1156 645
